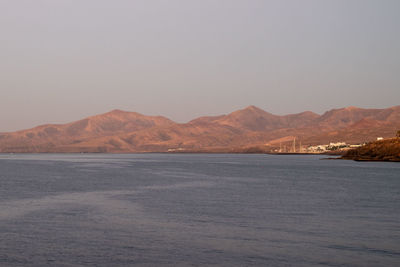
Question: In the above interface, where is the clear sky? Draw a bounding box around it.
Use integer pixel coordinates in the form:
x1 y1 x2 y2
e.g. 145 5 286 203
1 0 399 132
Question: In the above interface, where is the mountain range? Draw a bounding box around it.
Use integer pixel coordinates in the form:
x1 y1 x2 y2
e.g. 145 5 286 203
1 105 399 153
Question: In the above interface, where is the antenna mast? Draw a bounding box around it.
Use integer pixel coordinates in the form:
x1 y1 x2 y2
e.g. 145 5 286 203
293 137 296 153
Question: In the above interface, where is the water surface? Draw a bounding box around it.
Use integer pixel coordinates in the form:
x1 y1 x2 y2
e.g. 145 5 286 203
0 154 399 266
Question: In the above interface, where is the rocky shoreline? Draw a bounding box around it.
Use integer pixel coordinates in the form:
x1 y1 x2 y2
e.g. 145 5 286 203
341 137 400 162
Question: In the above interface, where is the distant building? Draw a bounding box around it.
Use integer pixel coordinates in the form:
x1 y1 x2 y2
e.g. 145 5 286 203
329 142 346 147
327 142 347 150
306 145 328 153
350 144 362 148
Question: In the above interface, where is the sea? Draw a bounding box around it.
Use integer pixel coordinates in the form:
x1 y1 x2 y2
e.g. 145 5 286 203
0 153 399 266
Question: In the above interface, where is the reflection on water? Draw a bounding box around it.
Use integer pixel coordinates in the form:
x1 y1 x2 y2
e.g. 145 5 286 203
0 154 399 266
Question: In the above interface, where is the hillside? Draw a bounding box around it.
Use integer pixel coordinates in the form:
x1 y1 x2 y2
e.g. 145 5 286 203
0 110 175 153
0 105 399 153
341 137 400 161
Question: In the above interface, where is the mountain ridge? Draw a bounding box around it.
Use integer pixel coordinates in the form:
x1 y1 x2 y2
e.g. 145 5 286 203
0 105 399 153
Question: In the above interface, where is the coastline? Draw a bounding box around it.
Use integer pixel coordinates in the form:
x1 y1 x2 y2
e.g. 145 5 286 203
340 137 400 162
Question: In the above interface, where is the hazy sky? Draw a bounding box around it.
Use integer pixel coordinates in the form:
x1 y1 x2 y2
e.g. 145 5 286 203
1 0 399 132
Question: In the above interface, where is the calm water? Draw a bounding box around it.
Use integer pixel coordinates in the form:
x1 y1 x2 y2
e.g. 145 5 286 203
0 154 399 266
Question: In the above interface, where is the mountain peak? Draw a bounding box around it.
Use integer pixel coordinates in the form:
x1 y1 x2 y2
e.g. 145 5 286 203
98 109 146 119
215 105 281 131
107 109 128 115
243 105 265 112
231 105 272 117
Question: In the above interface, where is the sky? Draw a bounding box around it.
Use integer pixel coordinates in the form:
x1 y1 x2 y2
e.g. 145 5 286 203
1 0 399 132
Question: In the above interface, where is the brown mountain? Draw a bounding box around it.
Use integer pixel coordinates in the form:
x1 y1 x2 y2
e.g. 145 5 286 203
0 105 399 153
206 106 319 131
0 110 174 152
299 106 400 145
